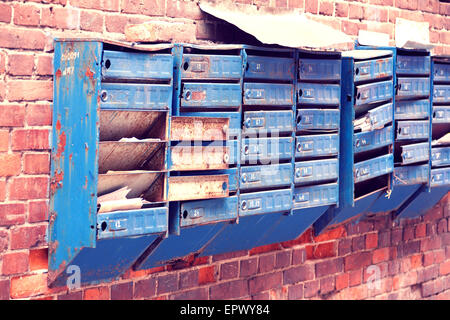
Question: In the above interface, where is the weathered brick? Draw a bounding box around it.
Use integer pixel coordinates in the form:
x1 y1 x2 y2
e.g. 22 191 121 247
23 153 50 174
198 266 216 285
134 278 156 299
13 4 40 26
0 105 25 127
8 54 34 76
338 238 352 256
170 287 208 300
249 272 282 295
283 265 314 285
10 224 47 249
349 4 364 20
349 269 362 287
12 129 50 151
41 7 80 30
8 177 49 200
308 242 336 260
287 283 303 299
319 0 334 16
335 2 348 17
10 273 47 299
220 261 238 280
29 248 48 271
440 260 450 276
0 130 8 152
344 252 372 272
7 81 52 102
352 235 365 251
0 3 12 23
157 274 178 295
28 200 49 223
319 276 335 295
417 265 439 283
0 229 8 254
275 250 291 269
249 243 280 256
111 282 133 300
0 26 46 50
240 257 258 278
36 55 53 76
212 250 247 262
315 258 343 278
397 0 418 10
80 10 104 32
421 237 441 252
397 240 421 258
71 0 120 11
166 0 204 20
105 14 128 33
0 279 9 300
84 286 110 300
258 253 275 273
1 251 29 275
210 279 248 300
0 203 26 226
0 179 5 202
305 0 318 13
121 0 165 16
58 291 82 300
336 273 349 291
179 269 199 290
0 153 21 177
372 247 390 264
304 280 320 298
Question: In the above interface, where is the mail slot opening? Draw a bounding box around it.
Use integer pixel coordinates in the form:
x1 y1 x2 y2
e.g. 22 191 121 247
355 68 360 75
182 210 188 219
355 174 390 200
432 124 449 142
298 89 303 97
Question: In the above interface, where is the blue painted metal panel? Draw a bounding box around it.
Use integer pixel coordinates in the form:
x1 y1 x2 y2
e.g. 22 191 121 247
353 56 393 83
102 50 173 80
365 185 421 216
432 106 450 123
296 108 339 131
180 83 241 108
240 163 293 190
431 167 450 186
180 111 241 136
180 196 238 227
97 207 168 240
394 164 429 185
181 54 242 80
295 133 339 158
52 234 160 287
100 83 172 110
364 102 393 129
199 212 285 256
396 186 449 219
136 222 227 269
241 137 293 163
245 55 295 80
354 154 394 183
395 99 430 120
396 55 431 75
294 158 338 185
297 83 340 106
433 84 450 103
293 183 338 209
355 80 393 106
354 125 393 154
182 168 238 192
433 63 450 82
243 83 294 106
239 189 292 216
401 142 429 165
432 147 450 167
49 40 101 282
396 120 430 140
298 58 341 81
397 77 430 98
227 139 239 165
243 110 293 133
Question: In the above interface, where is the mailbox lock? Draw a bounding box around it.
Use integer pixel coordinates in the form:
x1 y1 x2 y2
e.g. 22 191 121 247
222 124 228 134
295 168 301 178
244 145 249 155
184 90 192 101
296 143 302 152
183 61 189 71
241 200 248 211
223 153 229 163
241 173 247 183
355 139 361 148
100 90 108 102
244 118 251 128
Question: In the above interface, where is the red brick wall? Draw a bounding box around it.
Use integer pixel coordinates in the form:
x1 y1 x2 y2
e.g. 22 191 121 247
0 0 449 300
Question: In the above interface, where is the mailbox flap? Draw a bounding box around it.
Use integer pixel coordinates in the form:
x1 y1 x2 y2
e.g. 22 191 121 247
355 80 393 106
433 63 450 82
431 167 450 186
433 84 450 104
394 165 429 185
239 189 292 216
100 83 172 110
294 158 338 185
243 110 294 133
102 50 173 81
397 77 430 99
181 54 242 80
241 137 293 163
396 55 431 75
431 147 450 167
297 83 340 106
181 83 241 108
395 99 430 120
240 163 293 190
295 134 339 158
245 55 295 81
396 120 430 140
432 106 450 123
401 142 430 165
354 154 394 183
354 125 393 154
243 83 294 106
298 58 341 81
293 183 338 209
353 56 393 83
97 207 168 239
296 109 339 131
180 196 238 227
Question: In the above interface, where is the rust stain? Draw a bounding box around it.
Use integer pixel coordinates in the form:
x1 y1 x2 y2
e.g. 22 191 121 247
55 119 61 132
55 69 62 78
55 131 66 159
191 91 206 101
50 170 64 195
83 176 88 189
85 67 94 80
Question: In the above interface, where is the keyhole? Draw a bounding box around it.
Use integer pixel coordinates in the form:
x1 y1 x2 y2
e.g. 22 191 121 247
105 59 111 69
297 115 302 124
355 68 360 75
183 62 189 71
298 89 303 97
101 222 107 231
182 210 188 219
